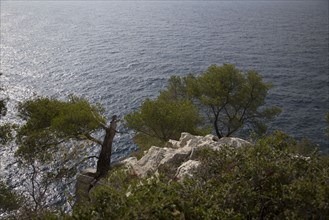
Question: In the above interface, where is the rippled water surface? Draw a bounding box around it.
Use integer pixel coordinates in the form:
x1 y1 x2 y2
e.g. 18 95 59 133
1 1 328 154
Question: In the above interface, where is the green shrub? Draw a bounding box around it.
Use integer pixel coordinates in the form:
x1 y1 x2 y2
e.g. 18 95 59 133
71 132 329 219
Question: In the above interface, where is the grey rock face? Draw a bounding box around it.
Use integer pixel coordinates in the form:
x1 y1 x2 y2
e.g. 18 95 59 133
75 168 96 206
75 133 251 203
175 160 201 181
121 133 251 178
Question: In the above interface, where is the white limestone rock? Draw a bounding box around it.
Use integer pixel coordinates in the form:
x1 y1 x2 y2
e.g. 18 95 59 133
76 133 252 204
175 160 201 181
121 133 251 179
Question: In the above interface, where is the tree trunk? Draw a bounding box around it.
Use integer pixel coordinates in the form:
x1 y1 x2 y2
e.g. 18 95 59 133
214 121 222 139
95 115 118 179
213 114 222 139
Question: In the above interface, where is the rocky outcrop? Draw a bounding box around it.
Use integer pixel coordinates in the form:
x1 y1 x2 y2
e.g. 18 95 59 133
121 133 251 179
75 168 96 206
175 160 201 180
75 133 251 203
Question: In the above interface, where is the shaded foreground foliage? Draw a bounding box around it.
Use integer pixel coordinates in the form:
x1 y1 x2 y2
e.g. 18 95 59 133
0 182 23 214
0 95 118 217
70 132 328 220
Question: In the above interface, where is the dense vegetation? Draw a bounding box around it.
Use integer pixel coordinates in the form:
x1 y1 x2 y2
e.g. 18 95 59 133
126 64 281 148
16 95 105 161
0 65 328 219
72 132 329 219
0 182 23 214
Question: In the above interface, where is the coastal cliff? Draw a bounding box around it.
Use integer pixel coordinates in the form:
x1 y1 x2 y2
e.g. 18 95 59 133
75 133 251 203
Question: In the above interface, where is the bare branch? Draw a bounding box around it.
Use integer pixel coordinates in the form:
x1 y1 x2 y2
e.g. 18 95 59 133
90 110 107 129
82 133 102 146
56 155 99 178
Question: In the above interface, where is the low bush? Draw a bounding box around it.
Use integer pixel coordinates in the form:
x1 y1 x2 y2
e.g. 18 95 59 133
71 132 329 219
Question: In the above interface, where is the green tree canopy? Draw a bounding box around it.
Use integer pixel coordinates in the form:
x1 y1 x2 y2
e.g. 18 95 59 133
125 64 281 144
16 95 106 162
12 95 120 213
167 64 281 138
125 93 206 145
16 95 120 179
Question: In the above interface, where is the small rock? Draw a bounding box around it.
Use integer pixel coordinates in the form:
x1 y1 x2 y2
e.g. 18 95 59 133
175 160 201 181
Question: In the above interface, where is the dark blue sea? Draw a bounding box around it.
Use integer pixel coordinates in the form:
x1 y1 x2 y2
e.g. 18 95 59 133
1 0 328 158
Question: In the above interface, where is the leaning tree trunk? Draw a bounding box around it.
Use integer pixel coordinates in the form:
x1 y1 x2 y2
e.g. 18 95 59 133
95 115 118 180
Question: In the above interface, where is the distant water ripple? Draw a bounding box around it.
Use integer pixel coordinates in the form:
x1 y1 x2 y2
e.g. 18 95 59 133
1 1 328 158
